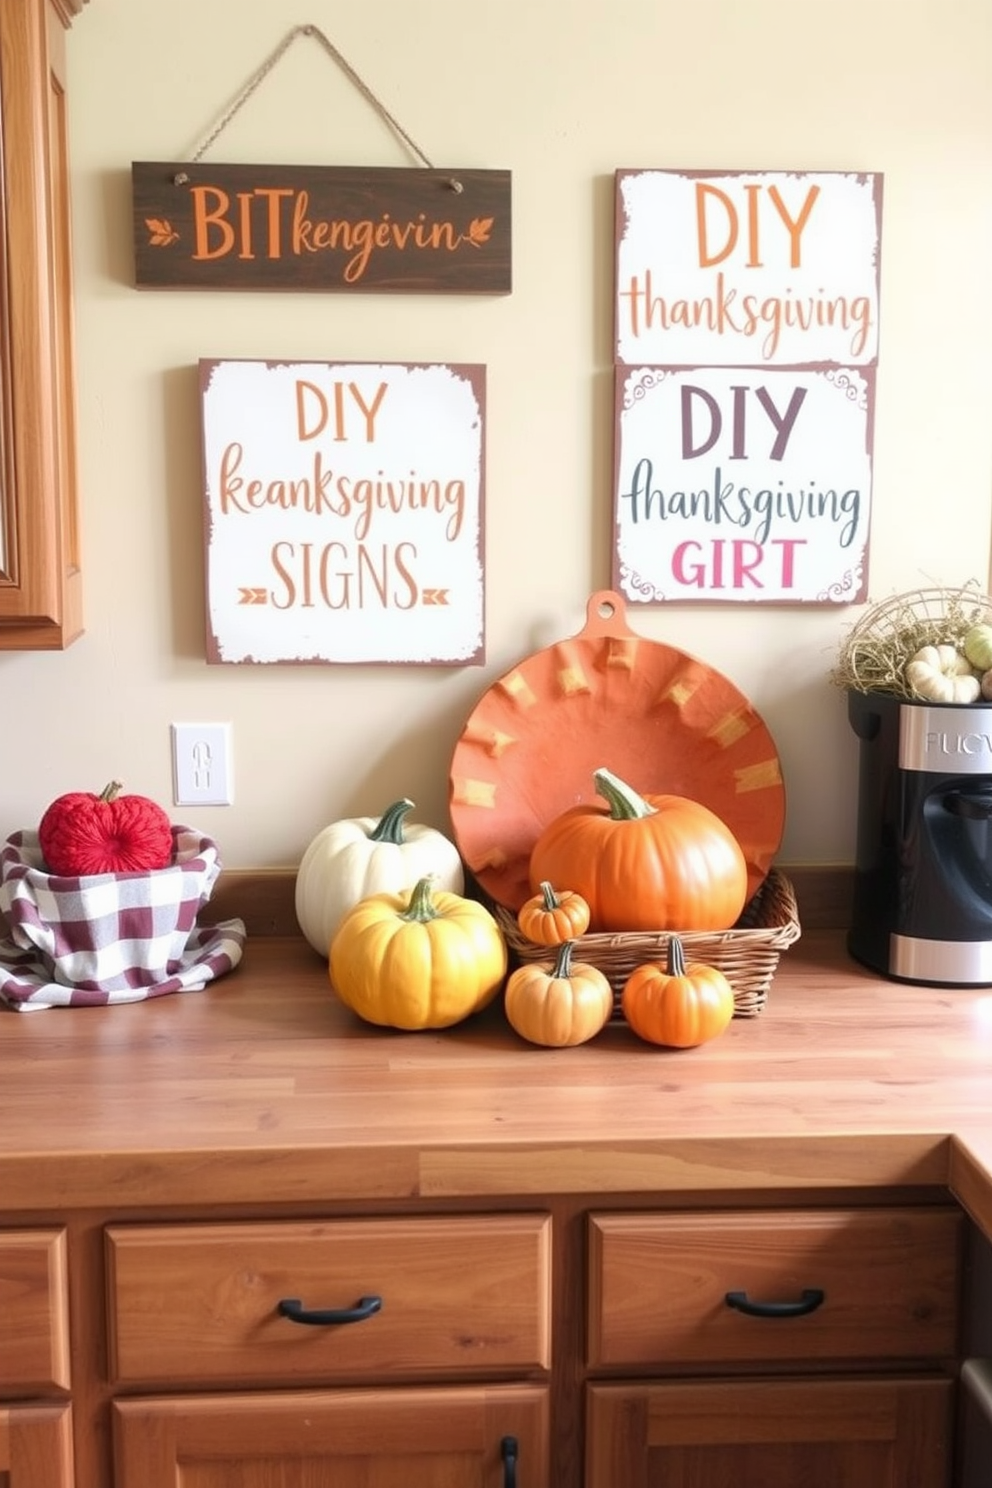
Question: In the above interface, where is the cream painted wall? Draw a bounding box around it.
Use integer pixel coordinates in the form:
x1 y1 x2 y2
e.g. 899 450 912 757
2 0 990 873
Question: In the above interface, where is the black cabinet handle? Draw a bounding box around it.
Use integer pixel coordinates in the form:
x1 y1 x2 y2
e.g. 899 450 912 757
277 1294 382 1326
725 1287 825 1318
501 1435 518 1488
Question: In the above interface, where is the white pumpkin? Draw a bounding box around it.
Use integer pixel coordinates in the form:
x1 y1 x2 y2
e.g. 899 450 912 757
294 798 465 957
904 644 981 705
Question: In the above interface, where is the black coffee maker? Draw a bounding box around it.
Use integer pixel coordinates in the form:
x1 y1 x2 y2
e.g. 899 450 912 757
848 688 992 985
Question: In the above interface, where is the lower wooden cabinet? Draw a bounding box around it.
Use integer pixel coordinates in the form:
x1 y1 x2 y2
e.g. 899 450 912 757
107 1215 551 1486
0 1202 969 1486
0 1402 74 1488
586 1376 954 1488
585 1206 962 1488
113 1384 548 1488
0 1232 73 1487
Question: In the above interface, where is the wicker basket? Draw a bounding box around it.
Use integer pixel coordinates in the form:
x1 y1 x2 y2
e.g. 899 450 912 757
835 582 992 699
495 869 801 1019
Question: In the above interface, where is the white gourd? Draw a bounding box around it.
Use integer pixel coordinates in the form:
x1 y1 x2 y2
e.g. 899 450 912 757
294 799 465 957
904 644 981 704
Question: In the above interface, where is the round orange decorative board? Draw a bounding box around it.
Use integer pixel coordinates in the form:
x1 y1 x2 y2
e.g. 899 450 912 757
449 590 786 911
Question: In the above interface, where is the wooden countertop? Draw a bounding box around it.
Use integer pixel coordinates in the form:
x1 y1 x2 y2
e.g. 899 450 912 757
2 929 992 1232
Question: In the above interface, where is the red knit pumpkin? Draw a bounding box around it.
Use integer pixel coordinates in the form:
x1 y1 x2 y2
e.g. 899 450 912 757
38 781 174 876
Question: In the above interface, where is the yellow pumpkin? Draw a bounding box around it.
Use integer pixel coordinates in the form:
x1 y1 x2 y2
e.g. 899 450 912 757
504 940 614 1048
329 875 507 1030
621 935 734 1048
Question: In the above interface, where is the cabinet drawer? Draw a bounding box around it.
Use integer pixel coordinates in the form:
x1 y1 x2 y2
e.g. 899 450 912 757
588 1207 962 1368
107 1214 551 1385
0 1229 70 1394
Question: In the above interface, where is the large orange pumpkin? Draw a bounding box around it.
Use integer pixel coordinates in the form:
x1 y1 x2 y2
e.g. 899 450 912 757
528 767 747 933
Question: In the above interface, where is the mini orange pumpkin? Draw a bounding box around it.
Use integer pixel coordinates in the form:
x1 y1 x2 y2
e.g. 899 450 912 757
504 939 613 1048
517 881 591 945
621 935 734 1048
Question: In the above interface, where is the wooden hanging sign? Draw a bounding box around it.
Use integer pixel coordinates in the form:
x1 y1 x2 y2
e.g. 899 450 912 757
132 163 512 293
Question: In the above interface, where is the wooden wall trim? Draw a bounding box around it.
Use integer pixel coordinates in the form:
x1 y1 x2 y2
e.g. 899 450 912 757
205 864 856 939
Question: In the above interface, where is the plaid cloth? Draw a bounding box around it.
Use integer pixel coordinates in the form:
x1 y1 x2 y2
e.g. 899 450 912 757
0 827 246 1012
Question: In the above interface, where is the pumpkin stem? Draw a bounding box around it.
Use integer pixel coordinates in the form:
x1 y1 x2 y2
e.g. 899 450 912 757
401 874 441 922
551 939 575 979
594 767 657 821
100 781 124 803
369 799 415 845
539 881 562 910
666 935 687 977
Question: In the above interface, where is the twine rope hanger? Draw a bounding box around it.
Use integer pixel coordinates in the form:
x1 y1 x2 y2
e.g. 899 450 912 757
172 22 463 192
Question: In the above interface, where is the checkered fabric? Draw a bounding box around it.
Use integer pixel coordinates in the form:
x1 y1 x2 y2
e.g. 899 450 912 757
0 827 246 1012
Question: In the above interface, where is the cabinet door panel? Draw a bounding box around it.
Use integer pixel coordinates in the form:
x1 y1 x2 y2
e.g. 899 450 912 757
0 0 82 648
586 1376 953 1488
0 1229 70 1394
0 1402 74 1488
113 1384 548 1488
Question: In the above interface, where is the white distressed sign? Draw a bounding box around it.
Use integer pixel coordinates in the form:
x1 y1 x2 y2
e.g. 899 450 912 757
199 359 485 664
615 169 883 368
613 364 873 605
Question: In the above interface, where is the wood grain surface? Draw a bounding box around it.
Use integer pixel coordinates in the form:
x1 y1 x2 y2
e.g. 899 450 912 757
1 927 991 1218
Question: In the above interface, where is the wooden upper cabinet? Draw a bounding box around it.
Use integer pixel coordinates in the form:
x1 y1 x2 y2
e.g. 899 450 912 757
0 0 85 649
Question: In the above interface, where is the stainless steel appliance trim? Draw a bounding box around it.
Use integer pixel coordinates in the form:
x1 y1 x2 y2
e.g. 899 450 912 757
962 1359 992 1429
899 702 992 774
890 933 992 984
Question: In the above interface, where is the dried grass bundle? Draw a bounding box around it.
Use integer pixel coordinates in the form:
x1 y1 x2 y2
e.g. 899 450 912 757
833 583 992 698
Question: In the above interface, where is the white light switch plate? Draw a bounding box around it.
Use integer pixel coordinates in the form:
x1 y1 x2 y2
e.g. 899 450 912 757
171 723 233 806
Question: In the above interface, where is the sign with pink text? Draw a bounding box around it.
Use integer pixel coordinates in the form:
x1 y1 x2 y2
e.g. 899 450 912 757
613 168 881 604
199 359 485 665
615 170 883 367
613 364 874 605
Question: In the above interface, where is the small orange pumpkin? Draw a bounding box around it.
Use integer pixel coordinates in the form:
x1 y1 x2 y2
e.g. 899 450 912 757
621 935 734 1048
504 939 613 1048
517 881 591 945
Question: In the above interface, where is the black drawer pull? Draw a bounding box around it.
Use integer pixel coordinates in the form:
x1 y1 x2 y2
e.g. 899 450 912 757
501 1435 518 1488
725 1287 825 1318
277 1294 383 1326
